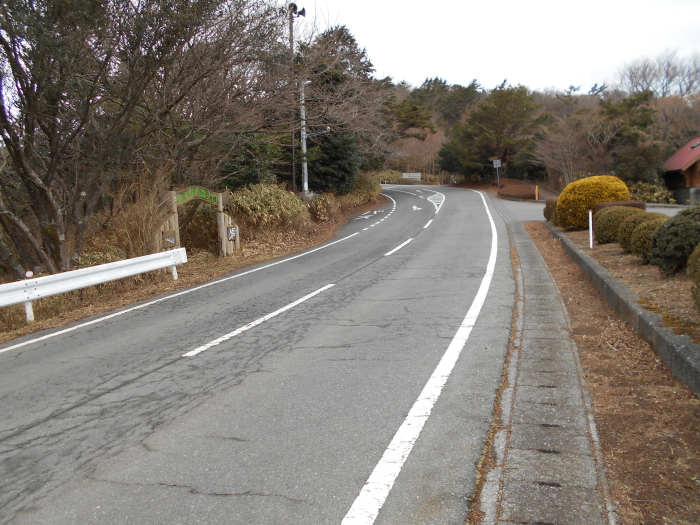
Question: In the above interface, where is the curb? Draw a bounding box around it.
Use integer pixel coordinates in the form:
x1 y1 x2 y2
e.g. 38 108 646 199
545 223 700 397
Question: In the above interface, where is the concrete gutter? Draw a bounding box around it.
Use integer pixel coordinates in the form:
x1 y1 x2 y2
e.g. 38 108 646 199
545 223 700 397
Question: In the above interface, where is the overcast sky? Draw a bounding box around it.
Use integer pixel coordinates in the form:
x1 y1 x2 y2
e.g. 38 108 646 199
299 0 700 92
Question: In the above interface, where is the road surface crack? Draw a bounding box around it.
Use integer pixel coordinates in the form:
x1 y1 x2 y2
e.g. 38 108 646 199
91 477 310 504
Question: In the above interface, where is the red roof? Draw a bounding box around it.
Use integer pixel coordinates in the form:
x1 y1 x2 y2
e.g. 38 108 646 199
664 136 700 172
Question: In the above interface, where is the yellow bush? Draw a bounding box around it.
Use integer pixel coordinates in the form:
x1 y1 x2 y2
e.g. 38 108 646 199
226 184 310 230
556 176 630 230
309 193 341 222
373 170 404 183
336 173 381 211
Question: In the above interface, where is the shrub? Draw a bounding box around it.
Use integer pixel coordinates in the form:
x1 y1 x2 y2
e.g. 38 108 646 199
543 197 558 224
618 212 670 252
226 183 310 230
498 184 535 200
373 170 404 183
179 204 218 251
676 205 700 222
688 245 700 310
593 206 646 244
336 172 381 211
309 193 341 222
556 175 630 230
630 218 669 260
628 181 677 204
593 200 646 214
353 172 382 202
648 214 700 273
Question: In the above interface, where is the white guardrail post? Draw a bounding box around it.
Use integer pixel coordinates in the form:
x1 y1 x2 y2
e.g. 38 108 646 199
0 248 187 322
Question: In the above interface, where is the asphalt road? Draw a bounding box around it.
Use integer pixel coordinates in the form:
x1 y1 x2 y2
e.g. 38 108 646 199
0 186 515 525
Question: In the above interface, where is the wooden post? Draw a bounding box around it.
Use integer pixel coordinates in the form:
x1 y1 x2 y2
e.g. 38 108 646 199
217 193 226 257
171 191 180 248
156 191 180 252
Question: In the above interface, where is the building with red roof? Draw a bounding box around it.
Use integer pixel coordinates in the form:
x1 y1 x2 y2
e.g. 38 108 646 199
662 137 700 205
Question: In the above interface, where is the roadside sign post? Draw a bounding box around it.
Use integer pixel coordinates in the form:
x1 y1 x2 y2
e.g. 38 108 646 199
492 159 502 189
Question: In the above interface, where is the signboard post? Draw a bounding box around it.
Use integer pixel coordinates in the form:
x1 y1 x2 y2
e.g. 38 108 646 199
159 187 239 257
492 160 502 189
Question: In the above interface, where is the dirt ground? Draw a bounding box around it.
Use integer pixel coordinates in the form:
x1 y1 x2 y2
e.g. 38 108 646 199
565 229 700 342
526 222 700 525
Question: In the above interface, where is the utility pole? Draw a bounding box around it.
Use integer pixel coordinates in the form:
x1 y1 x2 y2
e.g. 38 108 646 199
300 80 309 196
300 81 330 199
288 3 305 193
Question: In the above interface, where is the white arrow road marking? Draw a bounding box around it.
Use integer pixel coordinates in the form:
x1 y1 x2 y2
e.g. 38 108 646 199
412 206 422 211
342 190 497 525
183 284 335 357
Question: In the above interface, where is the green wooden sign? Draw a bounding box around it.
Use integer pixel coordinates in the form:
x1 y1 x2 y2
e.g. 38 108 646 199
176 187 219 205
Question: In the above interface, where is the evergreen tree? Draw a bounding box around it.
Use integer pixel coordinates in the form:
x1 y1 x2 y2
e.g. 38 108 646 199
307 132 361 195
600 91 665 182
439 82 548 177
221 135 282 190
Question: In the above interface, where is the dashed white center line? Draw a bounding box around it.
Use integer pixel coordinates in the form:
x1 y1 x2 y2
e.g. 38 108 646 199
384 239 413 256
423 219 433 229
183 284 335 357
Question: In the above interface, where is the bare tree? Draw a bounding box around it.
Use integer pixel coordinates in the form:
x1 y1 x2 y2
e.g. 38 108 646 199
534 117 588 185
0 0 286 277
616 50 700 99
296 25 394 161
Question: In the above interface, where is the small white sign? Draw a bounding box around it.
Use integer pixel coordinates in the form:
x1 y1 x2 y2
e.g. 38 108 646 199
402 173 421 180
492 160 501 168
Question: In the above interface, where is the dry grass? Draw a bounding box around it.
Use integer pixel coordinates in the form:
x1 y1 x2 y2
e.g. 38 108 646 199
527 222 700 525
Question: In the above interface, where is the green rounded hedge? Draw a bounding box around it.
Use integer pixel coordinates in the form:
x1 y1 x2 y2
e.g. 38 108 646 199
618 212 670 252
630 218 669 260
676 206 700 222
593 206 645 244
648 207 700 273
688 244 700 311
556 176 630 230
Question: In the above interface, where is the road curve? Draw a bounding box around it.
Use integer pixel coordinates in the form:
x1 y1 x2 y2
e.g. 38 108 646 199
0 186 515 525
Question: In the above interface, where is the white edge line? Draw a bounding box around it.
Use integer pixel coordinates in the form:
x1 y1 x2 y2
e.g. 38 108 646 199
183 284 335 357
384 238 413 257
0 234 359 356
423 219 433 229
342 190 497 525
2 194 402 356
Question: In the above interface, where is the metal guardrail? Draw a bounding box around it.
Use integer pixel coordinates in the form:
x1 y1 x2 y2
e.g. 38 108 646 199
0 248 187 321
